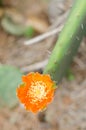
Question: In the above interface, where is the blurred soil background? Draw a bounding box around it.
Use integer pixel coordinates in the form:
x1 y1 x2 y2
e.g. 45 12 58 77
0 0 86 130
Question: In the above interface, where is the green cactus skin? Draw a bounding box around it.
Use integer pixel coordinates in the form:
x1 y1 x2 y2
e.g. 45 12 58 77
44 0 86 84
1 17 25 36
1 16 34 37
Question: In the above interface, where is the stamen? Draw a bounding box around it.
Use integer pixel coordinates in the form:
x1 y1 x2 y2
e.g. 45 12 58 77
28 81 47 103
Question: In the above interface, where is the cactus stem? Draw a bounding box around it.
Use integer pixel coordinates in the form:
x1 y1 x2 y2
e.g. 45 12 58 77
81 24 84 29
44 0 86 84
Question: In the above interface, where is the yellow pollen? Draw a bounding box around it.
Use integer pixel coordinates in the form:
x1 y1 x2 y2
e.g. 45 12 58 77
28 81 47 102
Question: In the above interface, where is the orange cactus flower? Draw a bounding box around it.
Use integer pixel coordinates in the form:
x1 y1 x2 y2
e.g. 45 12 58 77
16 72 56 113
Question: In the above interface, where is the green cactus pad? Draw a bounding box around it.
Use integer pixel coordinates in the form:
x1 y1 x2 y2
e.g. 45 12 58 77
0 65 22 108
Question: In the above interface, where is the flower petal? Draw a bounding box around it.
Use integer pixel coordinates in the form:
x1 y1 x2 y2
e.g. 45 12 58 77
16 72 56 113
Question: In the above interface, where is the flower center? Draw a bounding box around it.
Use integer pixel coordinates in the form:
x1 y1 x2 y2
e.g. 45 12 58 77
28 81 47 103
